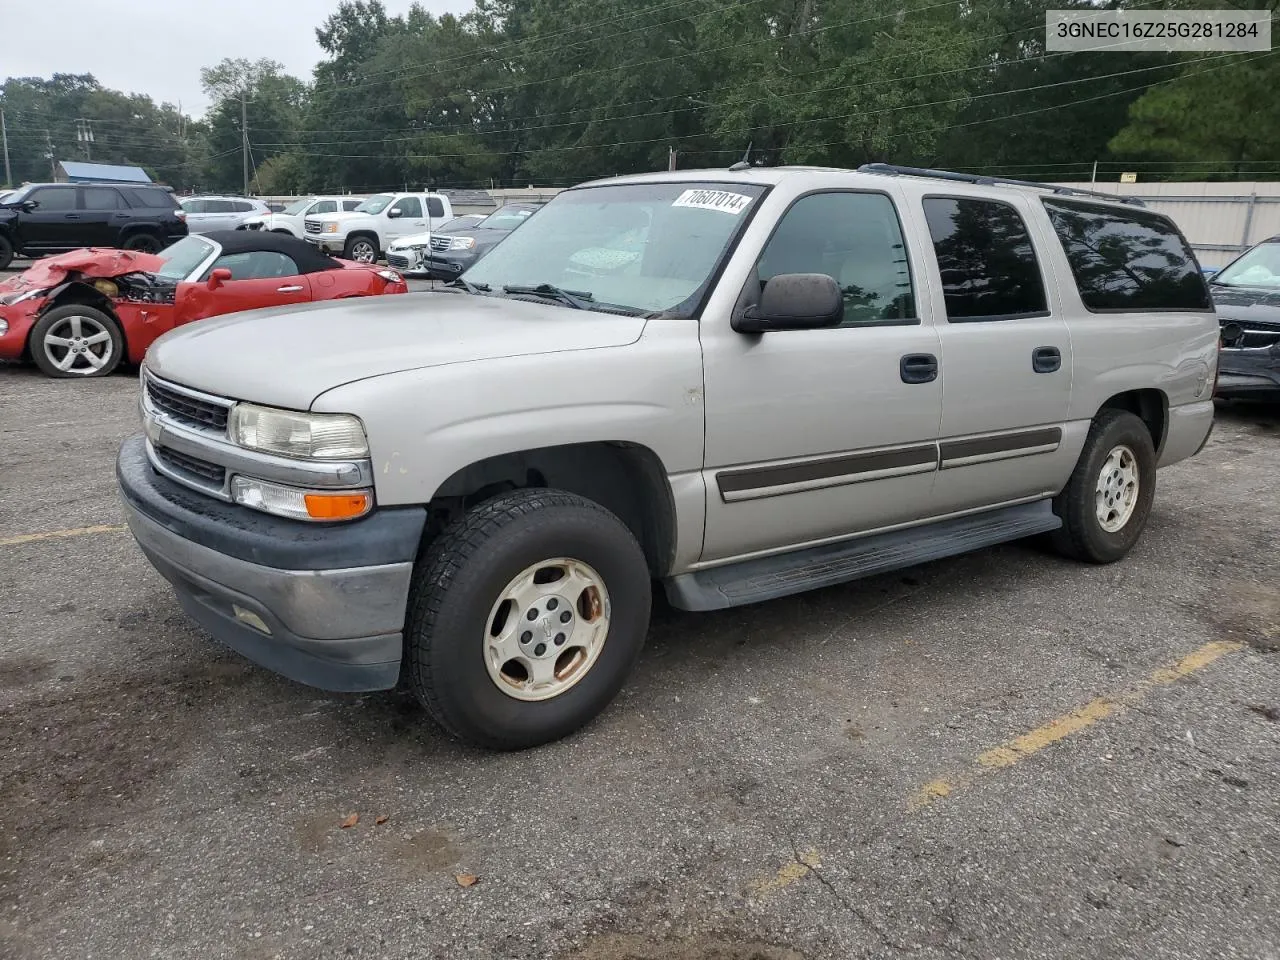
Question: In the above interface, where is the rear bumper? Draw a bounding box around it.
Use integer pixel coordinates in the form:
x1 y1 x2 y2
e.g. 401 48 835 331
116 434 426 692
1158 399 1216 467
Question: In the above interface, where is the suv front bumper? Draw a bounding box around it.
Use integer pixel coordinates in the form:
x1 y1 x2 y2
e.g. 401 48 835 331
116 435 426 692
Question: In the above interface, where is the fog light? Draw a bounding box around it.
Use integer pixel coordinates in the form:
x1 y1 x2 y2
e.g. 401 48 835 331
231 475 372 522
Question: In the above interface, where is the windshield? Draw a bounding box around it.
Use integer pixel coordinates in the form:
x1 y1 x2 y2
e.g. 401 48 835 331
463 182 767 314
354 194 393 214
478 206 538 231
1213 241 1280 288
152 236 217 280
282 198 312 216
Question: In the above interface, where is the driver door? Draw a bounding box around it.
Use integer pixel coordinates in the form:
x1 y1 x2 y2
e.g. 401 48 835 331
174 250 313 327
385 196 427 243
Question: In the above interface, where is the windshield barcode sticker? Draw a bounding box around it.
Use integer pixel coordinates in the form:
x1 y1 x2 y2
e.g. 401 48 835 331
672 189 753 215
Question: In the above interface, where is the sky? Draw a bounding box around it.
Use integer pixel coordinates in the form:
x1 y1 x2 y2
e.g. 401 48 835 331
2 0 475 117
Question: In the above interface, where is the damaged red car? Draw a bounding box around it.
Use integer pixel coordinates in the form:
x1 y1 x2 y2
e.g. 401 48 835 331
0 230 408 378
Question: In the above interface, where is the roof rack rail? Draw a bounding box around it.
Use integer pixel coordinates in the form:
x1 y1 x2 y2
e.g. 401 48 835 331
857 163 1145 207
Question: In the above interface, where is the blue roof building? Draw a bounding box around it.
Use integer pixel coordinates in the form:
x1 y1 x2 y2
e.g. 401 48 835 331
56 161 152 184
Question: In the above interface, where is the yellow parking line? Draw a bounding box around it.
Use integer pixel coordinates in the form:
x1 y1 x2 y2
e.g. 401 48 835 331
0 524 127 547
750 849 822 896
911 640 1244 811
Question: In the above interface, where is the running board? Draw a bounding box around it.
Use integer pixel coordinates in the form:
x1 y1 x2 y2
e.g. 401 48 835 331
664 501 1062 611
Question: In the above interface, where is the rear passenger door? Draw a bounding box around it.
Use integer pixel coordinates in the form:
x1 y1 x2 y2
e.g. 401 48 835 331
915 194 1074 514
77 185 127 246
699 188 944 562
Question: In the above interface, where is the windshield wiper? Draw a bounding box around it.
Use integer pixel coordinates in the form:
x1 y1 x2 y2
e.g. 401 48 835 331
447 277 489 294
503 283 593 310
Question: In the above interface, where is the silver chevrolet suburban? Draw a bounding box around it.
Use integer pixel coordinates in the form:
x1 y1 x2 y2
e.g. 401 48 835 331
116 164 1219 749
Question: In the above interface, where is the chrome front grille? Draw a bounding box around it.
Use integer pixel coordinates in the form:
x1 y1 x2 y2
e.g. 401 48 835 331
145 376 231 431
429 236 450 252
304 219 322 234
154 445 227 487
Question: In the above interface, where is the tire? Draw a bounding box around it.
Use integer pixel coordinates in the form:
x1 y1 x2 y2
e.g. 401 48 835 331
121 232 161 254
0 233 13 271
29 304 124 378
404 489 652 750
344 235 379 263
1050 409 1157 564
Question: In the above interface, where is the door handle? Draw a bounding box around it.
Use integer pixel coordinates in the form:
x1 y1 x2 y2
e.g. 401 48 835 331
63 213 81 219
900 353 939 384
1032 346 1062 373
276 285 305 293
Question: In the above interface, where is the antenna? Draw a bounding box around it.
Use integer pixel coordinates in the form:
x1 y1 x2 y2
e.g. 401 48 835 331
727 141 754 172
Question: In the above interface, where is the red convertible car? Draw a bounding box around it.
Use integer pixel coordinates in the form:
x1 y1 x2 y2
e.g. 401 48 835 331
0 231 408 378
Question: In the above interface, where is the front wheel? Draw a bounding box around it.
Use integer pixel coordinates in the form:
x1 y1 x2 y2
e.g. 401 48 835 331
404 489 652 750
29 304 124 378
1050 409 1157 563
343 236 378 263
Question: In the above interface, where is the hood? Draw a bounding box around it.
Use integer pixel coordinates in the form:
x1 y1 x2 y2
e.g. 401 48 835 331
307 210 365 225
145 292 647 410
0 248 167 293
388 230 433 249
1210 283 1280 326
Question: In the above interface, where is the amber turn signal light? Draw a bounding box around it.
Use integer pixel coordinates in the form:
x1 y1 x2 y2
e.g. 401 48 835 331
304 492 371 520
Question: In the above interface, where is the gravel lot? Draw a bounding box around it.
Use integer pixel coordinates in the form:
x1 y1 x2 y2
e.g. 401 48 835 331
1 339 1279 960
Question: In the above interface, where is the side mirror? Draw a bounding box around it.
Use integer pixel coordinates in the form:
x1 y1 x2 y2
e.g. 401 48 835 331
733 273 844 334
20 199 38 212
206 267 233 290
387 207 402 219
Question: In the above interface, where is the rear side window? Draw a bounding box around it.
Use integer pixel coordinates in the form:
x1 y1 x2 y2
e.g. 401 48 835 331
28 187 76 212
923 197 1048 322
207 200 236 213
129 187 177 208
80 186 124 209
232 200 255 213
1042 198 1211 311
427 197 445 218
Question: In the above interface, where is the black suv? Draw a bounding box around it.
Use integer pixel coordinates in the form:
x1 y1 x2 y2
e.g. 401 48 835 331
0 182 188 269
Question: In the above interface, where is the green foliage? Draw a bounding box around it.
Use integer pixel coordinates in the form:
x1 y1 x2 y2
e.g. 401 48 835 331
1 0 1263 192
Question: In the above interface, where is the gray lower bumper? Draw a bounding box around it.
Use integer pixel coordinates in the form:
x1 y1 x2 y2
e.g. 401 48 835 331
117 436 422 692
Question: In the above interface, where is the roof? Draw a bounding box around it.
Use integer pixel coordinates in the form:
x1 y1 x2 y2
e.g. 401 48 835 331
200 230 344 274
58 161 152 183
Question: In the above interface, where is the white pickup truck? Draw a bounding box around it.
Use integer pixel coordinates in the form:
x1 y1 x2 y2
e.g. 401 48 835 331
304 192 456 263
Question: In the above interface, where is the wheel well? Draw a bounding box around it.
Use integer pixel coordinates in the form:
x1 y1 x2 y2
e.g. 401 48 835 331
427 442 677 577
25 284 127 359
1099 389 1167 453
346 231 379 249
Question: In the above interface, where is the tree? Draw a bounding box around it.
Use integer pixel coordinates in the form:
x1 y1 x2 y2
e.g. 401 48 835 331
200 58 309 192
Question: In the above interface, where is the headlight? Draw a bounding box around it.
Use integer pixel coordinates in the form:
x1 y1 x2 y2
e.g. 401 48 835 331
0 319 8 337
448 237 476 250
228 403 369 460
377 269 403 283
323 223 340 234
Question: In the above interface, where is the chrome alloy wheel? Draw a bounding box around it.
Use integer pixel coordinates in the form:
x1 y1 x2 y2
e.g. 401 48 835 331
42 313 114 375
483 558 611 701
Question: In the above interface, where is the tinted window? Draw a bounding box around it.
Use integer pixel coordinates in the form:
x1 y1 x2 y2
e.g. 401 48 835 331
756 191 915 326
206 200 236 214
210 250 300 280
127 187 175 209
426 197 445 218
1042 198 1211 311
391 196 422 218
28 187 76 212
342 199 361 211
80 186 124 210
923 197 1047 322
310 200 337 215
232 200 255 212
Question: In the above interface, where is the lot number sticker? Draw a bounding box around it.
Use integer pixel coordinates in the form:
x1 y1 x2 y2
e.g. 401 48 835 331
672 189 753 215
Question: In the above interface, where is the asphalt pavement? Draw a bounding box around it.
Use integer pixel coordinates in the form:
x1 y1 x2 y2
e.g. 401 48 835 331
1 351 1279 960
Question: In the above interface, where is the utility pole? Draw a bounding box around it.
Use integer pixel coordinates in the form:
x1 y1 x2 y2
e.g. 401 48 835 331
75 118 95 160
668 146 677 171
240 92 249 195
44 129 56 180
1090 159 1098 185
1 110 11 187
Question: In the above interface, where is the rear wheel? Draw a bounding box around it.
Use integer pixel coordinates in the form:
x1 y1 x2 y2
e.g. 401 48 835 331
344 236 378 263
29 304 124 378
121 232 161 254
1050 409 1156 563
0 233 13 270
404 489 652 750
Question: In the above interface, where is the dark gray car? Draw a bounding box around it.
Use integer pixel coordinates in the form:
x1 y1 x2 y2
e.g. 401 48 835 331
418 202 543 281
1209 237 1280 400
